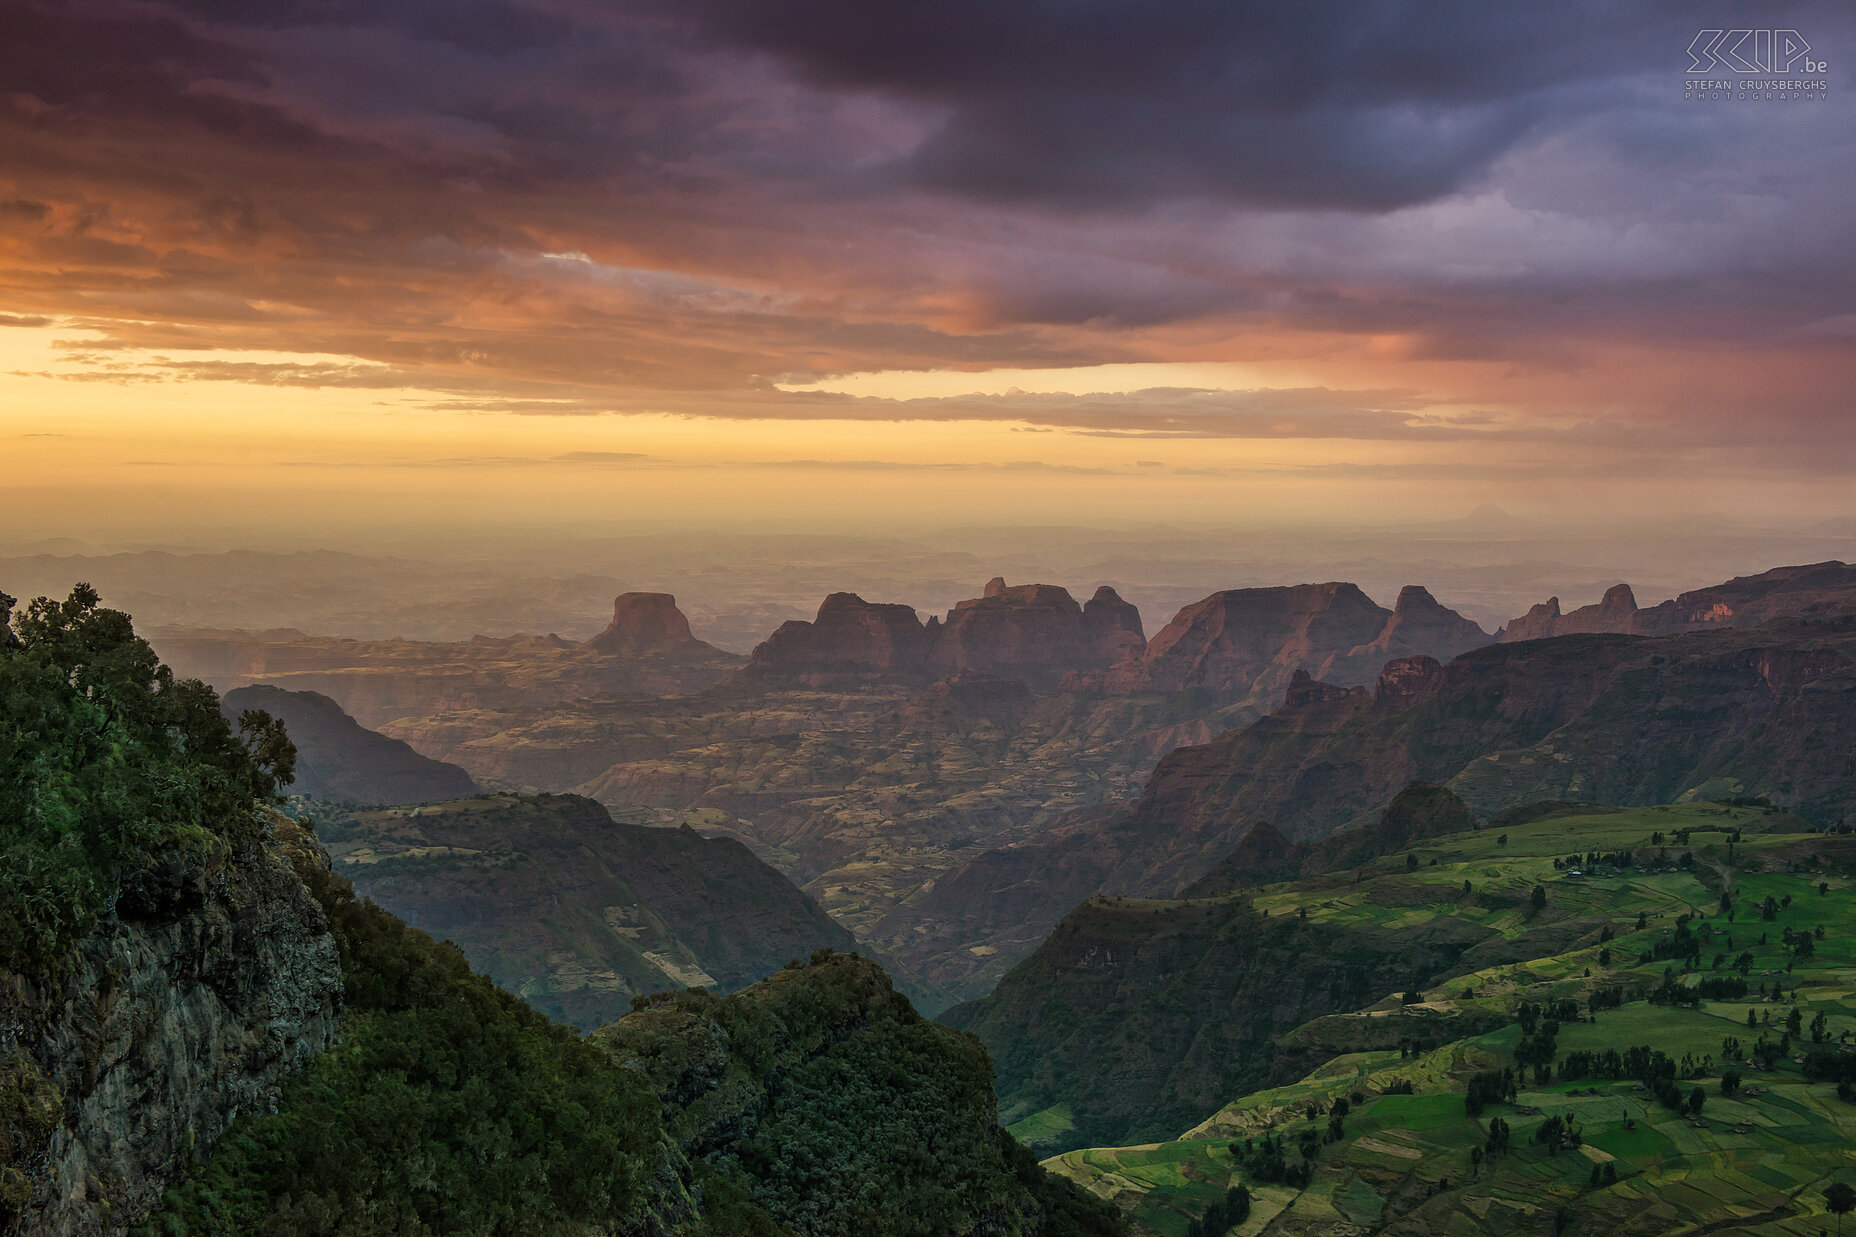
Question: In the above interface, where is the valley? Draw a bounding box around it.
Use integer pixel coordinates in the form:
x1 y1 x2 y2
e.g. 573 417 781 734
1022 800 1856 1235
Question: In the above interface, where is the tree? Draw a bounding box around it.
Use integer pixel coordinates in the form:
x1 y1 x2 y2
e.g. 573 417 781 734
1530 885 1548 912
1687 1086 1706 1116
1827 1182 1856 1237
1721 1069 1742 1095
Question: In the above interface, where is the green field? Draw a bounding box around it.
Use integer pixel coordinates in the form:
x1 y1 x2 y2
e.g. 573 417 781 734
1046 802 1856 1235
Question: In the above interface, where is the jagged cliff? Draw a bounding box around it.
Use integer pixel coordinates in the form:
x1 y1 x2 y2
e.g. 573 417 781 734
1076 581 1489 699
1497 560 1856 641
1 816 342 1237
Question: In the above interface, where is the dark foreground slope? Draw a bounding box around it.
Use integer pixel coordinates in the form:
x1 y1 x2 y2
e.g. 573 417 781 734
0 585 1120 1237
146 858 1124 1237
221 684 479 804
314 792 934 1025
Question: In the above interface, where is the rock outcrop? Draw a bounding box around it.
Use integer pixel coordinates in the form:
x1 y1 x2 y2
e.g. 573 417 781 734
1 817 342 1236
1498 562 1856 642
746 592 936 684
929 583 1145 685
583 592 698 655
1085 582 1392 697
1082 582 1489 700
746 581 1145 687
1500 582 1638 642
1316 585 1491 681
220 685 479 805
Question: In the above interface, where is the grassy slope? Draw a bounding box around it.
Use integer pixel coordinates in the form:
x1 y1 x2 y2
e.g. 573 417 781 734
1038 803 1856 1236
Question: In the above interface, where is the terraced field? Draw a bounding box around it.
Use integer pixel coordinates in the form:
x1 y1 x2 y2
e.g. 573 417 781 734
1040 803 1856 1235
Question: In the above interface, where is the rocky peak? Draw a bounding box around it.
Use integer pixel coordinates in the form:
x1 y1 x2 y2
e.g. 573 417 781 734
931 580 1144 685
586 592 697 655
1312 585 1490 685
1499 584 1638 642
1092 582 1391 696
746 592 932 682
1083 586 1145 658
1500 597 1565 643
1600 582 1638 613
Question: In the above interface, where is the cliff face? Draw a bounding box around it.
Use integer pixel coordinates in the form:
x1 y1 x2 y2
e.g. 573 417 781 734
1082 581 1487 700
745 581 1145 688
746 592 935 683
1 817 342 1237
219 685 478 805
1498 561 1856 642
929 583 1144 685
583 592 699 655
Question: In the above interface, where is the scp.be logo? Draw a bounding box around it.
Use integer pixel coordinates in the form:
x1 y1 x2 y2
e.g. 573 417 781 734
1687 29 1824 74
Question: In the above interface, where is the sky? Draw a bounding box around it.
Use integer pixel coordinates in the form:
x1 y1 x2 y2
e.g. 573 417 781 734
3 0 1854 538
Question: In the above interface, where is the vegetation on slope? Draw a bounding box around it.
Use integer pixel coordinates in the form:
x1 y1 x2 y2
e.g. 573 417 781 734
1040 802 1856 1236
138 863 672 1236
0 586 1122 1237
601 951 1125 1237
313 792 879 1027
0 585 293 965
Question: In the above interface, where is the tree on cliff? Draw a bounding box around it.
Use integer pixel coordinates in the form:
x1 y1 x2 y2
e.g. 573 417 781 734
0 585 295 964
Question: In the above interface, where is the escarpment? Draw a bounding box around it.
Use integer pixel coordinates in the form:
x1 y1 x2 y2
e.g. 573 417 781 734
1 816 342 1237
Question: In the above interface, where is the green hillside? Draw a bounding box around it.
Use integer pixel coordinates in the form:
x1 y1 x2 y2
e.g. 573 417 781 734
1035 802 1856 1236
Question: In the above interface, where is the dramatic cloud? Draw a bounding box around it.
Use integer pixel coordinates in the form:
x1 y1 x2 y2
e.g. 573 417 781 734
1 0 1852 519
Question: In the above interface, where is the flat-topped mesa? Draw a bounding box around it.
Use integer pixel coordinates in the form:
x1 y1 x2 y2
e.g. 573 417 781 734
927 580 1145 684
746 580 1144 687
585 592 699 655
746 592 933 682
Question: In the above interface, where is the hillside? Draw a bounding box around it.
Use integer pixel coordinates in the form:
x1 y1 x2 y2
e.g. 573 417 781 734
1032 800 1856 1236
903 610 1856 995
221 684 479 804
0 585 1122 1237
312 792 948 1025
144 852 1124 1237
